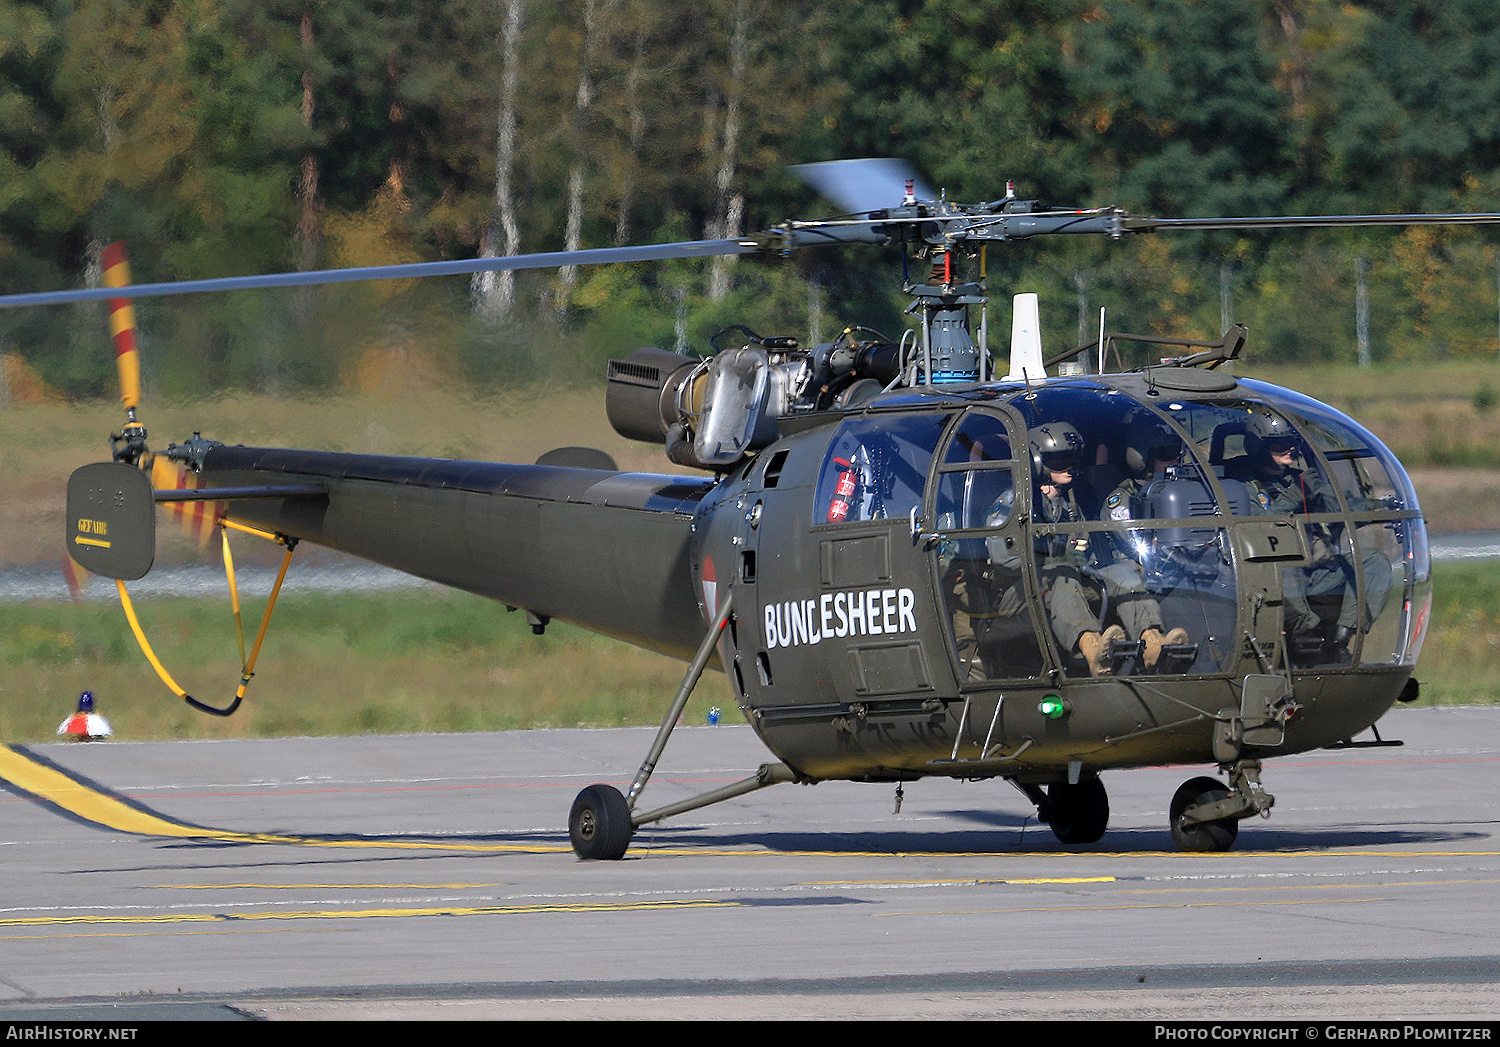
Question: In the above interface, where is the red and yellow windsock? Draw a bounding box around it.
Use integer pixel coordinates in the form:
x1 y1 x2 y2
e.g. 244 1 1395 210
100 242 140 413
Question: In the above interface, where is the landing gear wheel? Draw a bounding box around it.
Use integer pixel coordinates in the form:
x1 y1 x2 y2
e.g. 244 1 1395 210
1046 773 1109 845
569 784 633 860
1169 776 1240 852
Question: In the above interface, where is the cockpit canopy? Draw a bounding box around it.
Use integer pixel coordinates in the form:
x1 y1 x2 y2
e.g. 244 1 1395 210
814 376 1428 681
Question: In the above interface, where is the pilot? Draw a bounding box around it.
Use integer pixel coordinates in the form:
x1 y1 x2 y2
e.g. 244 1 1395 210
1225 408 1393 661
1028 422 1124 677
1097 411 1192 669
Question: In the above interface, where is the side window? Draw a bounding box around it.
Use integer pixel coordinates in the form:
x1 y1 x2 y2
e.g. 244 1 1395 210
815 413 949 525
931 410 1044 682
934 412 1016 530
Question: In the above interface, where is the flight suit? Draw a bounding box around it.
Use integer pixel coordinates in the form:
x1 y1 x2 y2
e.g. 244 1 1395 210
1033 482 1103 655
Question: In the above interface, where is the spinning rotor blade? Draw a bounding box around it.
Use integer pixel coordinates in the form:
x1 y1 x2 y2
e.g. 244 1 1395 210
100 242 141 413
792 158 936 215
0 238 757 310
1125 212 1500 233
11 173 1500 314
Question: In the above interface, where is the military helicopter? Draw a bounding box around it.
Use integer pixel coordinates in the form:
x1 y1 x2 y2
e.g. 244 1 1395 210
9 158 1498 859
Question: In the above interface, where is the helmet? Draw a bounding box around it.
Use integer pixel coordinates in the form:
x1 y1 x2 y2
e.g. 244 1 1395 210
1122 410 1184 477
1243 408 1299 461
1028 421 1086 478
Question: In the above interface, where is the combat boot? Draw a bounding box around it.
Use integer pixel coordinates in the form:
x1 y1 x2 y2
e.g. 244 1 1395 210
1078 624 1126 677
1142 626 1190 669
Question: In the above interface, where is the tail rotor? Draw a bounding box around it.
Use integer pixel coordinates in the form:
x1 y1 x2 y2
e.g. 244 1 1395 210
101 242 148 466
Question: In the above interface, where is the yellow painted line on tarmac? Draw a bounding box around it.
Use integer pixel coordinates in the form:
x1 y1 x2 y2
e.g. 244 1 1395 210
875 896 1393 917
0 746 569 854
158 882 509 890
1 926 355 943
800 877 1116 887
0 898 737 930
1117 877 1500 895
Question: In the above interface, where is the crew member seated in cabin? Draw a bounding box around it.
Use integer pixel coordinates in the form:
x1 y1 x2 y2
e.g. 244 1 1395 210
1096 410 1192 670
1224 408 1393 664
1028 421 1124 677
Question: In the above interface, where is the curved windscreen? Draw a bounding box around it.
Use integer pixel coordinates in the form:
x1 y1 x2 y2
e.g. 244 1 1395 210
1237 379 1428 668
815 412 949 525
958 379 1426 677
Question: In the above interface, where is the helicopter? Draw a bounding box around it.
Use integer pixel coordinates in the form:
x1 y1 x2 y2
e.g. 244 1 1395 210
9 158 1499 860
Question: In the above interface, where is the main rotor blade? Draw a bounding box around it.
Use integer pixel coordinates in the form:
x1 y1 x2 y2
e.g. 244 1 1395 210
0 238 756 309
792 158 936 215
1129 212 1500 233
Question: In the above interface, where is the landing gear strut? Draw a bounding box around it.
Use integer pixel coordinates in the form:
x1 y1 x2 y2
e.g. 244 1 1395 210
567 591 797 861
1168 758 1275 852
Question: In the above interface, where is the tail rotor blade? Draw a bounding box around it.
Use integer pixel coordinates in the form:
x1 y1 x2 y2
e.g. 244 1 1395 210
151 455 222 548
100 242 141 415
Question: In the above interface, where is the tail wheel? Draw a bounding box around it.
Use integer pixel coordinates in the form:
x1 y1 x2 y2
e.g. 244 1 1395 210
1046 773 1109 845
1169 776 1240 852
569 784 634 860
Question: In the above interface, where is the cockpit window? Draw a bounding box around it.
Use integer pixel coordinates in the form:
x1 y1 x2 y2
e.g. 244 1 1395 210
815 412 949 525
935 411 1015 530
1236 380 1424 669
1237 379 1416 513
923 382 1423 679
942 412 1012 465
994 385 1245 676
931 409 1043 681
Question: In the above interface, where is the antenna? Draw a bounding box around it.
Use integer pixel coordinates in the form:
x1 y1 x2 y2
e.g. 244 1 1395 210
1005 293 1046 382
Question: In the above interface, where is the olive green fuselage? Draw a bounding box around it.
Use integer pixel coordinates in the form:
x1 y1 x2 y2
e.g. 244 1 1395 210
201 373 1419 787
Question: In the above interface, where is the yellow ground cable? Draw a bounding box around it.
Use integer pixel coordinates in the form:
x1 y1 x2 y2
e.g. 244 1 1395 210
0 747 573 853
116 524 297 716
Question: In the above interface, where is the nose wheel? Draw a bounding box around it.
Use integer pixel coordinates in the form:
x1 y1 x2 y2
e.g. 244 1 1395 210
1169 776 1241 852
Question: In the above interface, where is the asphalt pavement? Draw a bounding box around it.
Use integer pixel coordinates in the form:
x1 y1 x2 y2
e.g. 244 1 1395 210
0 706 1496 1020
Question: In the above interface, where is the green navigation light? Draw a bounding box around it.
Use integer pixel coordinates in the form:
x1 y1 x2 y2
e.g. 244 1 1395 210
1038 695 1070 719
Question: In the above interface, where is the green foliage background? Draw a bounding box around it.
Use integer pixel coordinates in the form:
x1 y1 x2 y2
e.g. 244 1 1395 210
6 0 1500 399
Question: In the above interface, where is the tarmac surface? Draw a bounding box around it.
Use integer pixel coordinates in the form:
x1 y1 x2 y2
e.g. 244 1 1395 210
0 706 1497 1020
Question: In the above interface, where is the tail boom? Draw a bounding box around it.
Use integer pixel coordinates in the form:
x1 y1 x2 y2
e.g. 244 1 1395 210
199 446 716 661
